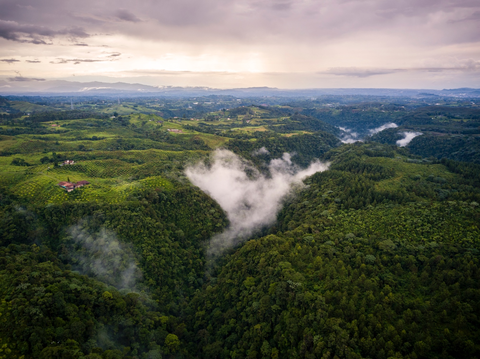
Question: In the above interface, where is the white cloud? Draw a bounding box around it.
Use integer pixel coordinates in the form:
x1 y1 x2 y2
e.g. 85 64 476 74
339 126 361 143
369 122 398 135
396 131 422 146
185 149 329 257
252 146 269 155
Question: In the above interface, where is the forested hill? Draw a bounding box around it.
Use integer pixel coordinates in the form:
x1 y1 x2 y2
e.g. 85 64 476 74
369 106 480 164
184 143 480 359
226 131 341 169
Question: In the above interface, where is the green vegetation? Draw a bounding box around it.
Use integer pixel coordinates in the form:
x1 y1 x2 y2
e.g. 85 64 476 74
186 144 480 359
369 106 480 164
0 95 480 358
0 244 164 358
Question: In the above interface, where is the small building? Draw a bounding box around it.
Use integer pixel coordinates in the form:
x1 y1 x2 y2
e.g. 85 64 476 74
60 160 75 166
58 181 76 192
167 129 183 133
75 181 90 188
58 180 90 192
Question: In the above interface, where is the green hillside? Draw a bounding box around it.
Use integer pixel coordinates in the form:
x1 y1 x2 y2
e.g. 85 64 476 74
185 144 480 359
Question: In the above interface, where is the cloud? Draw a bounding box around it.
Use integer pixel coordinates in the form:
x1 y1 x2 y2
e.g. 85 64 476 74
59 26 89 39
51 57 119 65
1 0 479 89
325 68 404 78
0 58 20 64
1 0 478 46
67 223 141 291
79 86 113 91
369 123 398 135
338 126 361 143
0 19 89 44
396 131 422 147
324 63 480 78
185 149 329 258
252 146 269 155
8 76 45 81
114 9 141 22
117 69 235 77
25 59 41 63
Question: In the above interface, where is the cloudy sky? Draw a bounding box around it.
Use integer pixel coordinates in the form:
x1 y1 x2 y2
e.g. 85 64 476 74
0 0 479 89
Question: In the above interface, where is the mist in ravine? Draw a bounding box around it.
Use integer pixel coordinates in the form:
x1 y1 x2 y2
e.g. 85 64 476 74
185 149 329 257
397 131 423 147
68 223 141 292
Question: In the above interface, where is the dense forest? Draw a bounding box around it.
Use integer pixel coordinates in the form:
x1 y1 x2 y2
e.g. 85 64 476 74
0 95 479 358
368 106 480 164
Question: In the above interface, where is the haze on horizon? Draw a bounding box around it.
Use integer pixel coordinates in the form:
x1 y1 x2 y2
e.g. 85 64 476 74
0 0 479 90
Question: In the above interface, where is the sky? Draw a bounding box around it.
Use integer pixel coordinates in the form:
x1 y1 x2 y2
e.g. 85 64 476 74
0 0 479 89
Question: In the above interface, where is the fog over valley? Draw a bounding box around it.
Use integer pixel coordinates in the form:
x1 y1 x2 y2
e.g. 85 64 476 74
186 149 329 257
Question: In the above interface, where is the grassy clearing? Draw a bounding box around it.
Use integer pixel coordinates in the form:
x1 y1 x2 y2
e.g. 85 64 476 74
371 157 458 192
230 126 269 133
194 133 229 148
281 131 311 137
10 101 54 112
0 125 189 206
5 163 174 205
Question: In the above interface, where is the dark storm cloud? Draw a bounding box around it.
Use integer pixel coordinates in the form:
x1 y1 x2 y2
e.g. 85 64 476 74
460 10 480 22
1 0 479 90
114 9 141 22
0 58 19 63
8 76 45 81
0 0 479 45
59 26 89 39
0 19 89 44
0 20 51 44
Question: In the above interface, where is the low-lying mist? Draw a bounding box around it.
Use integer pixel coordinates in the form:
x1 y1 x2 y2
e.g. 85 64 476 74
68 223 141 292
338 123 398 143
396 131 422 147
369 122 398 135
185 149 329 257
339 126 360 143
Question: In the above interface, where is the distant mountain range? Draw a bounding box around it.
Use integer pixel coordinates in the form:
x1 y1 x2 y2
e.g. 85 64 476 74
1 79 479 98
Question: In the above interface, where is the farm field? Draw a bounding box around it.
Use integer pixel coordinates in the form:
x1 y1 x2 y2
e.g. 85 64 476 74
0 106 313 208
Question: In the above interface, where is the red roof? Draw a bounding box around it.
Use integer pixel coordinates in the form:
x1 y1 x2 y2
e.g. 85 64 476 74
58 181 73 186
